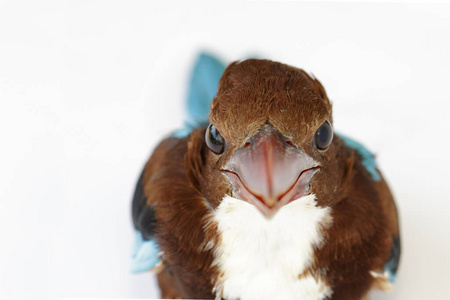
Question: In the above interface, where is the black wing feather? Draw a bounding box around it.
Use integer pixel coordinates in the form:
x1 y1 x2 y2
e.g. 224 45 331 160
131 168 156 240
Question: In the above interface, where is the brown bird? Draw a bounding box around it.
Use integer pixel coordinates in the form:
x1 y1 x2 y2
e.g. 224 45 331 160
131 54 400 300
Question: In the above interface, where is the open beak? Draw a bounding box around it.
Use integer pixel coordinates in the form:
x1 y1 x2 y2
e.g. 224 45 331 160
221 124 319 219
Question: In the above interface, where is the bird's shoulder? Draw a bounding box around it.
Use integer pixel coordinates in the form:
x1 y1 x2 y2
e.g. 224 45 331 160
140 133 194 207
131 131 209 274
130 134 191 267
317 134 401 296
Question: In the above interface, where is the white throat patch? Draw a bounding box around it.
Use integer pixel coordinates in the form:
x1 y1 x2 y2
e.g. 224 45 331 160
211 194 333 300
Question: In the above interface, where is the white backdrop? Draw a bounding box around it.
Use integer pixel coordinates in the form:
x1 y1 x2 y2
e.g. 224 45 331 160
1 1 450 299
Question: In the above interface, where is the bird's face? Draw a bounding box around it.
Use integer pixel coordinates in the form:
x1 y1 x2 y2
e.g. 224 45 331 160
203 59 339 218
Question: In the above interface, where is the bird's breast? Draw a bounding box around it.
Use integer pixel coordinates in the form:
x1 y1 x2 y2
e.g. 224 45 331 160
209 194 333 300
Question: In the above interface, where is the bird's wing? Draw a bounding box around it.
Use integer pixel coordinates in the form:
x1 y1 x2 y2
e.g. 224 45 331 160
378 174 401 284
130 52 225 273
339 133 401 286
130 168 161 273
384 235 401 283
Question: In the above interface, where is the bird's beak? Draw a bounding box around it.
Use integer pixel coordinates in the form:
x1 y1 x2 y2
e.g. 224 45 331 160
221 125 319 219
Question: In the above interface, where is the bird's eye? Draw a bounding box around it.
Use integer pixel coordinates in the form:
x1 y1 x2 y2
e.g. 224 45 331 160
205 124 226 154
314 120 334 150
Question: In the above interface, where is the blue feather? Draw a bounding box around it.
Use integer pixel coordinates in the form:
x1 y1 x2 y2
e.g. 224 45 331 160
130 231 161 273
384 259 398 283
337 133 381 181
173 53 226 138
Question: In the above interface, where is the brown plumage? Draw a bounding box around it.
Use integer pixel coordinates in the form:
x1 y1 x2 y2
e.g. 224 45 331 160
132 59 400 299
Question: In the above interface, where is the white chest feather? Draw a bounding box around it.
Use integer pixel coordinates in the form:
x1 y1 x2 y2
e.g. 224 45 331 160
211 194 333 300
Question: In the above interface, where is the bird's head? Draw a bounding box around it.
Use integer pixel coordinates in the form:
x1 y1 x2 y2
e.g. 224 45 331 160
197 59 343 219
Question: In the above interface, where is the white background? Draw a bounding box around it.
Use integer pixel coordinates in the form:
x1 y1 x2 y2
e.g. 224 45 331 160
1 1 449 299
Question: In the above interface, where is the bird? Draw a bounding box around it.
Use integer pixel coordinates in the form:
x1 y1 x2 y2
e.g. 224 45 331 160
130 53 401 300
